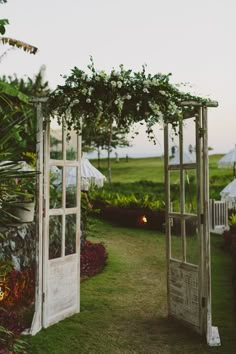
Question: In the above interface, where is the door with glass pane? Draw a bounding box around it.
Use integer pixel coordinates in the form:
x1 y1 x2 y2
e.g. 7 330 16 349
164 106 206 335
43 115 80 328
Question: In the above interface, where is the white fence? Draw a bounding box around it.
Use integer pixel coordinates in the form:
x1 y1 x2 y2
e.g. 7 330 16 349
209 199 229 233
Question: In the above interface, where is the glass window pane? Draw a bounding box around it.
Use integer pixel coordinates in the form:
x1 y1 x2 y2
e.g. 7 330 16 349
49 215 62 259
185 169 197 214
170 171 180 212
50 117 63 160
50 166 63 209
168 124 180 165
65 214 76 255
66 131 78 160
66 167 77 208
186 232 199 265
182 117 196 164
170 218 183 260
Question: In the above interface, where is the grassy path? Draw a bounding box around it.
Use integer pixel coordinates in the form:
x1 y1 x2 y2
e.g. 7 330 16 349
27 219 236 353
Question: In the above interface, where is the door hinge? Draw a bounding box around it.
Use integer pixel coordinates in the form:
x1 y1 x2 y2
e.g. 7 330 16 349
42 292 45 303
201 297 206 308
200 213 204 224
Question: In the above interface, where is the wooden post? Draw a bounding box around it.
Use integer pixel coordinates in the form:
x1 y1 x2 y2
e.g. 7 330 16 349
164 123 171 315
179 118 186 262
30 101 44 335
202 105 220 346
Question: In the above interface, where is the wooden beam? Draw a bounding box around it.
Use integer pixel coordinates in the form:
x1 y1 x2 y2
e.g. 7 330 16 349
181 100 218 108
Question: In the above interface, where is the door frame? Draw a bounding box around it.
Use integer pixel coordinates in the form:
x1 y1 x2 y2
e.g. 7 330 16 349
164 101 220 346
30 99 81 334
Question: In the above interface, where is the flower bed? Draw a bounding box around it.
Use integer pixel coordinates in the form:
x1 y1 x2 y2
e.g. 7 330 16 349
80 240 108 280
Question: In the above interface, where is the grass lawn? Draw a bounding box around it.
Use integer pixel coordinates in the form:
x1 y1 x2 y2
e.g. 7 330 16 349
27 218 236 354
91 154 233 184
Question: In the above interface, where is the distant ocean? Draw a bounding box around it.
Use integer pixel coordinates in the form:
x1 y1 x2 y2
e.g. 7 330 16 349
84 146 163 160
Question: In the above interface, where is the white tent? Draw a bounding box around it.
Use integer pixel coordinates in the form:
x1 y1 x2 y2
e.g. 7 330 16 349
218 146 236 177
220 179 236 208
50 158 106 190
169 151 196 165
81 158 106 190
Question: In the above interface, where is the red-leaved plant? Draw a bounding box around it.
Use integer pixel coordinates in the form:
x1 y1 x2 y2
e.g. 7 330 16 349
81 240 108 279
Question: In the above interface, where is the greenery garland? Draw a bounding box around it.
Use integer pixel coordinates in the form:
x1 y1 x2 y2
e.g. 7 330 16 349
47 57 210 140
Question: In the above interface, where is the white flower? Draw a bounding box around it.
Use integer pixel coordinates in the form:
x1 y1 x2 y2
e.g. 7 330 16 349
117 81 122 88
152 78 159 86
126 94 132 100
111 81 117 87
143 88 149 94
115 100 119 105
86 98 91 104
112 71 119 76
159 90 166 96
99 70 106 78
95 76 100 81
143 79 151 87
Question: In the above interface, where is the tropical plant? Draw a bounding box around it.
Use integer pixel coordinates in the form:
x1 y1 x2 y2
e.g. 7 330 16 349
229 214 236 226
0 115 36 228
0 0 38 62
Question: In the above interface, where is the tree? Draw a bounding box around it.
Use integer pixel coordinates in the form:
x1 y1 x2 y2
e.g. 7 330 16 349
82 122 130 182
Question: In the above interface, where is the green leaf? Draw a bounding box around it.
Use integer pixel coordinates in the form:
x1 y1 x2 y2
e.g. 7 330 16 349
0 18 9 35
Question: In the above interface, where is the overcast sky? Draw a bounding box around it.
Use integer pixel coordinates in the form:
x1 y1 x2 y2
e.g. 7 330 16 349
1 0 236 157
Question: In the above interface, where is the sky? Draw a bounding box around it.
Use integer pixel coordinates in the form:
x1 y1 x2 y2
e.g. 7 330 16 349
1 0 236 158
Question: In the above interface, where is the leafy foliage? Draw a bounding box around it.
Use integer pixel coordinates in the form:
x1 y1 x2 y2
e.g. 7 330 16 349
0 19 9 35
229 214 236 226
0 37 38 54
91 189 165 211
80 240 108 279
48 57 209 142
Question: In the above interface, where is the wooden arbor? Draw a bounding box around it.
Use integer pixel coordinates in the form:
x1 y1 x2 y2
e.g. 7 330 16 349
164 101 220 346
29 98 220 347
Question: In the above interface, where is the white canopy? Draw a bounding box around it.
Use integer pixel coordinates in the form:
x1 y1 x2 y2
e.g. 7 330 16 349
218 146 236 170
50 158 106 190
169 151 196 165
220 178 236 208
81 158 106 190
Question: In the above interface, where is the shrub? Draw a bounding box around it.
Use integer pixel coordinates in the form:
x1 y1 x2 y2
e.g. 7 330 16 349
0 308 28 354
80 240 108 279
2 268 35 309
0 267 35 353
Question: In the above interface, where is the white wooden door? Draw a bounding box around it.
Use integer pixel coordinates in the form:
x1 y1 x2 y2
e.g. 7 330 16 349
164 103 220 345
42 115 81 328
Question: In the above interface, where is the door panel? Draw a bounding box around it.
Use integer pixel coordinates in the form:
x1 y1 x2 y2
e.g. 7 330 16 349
43 115 80 328
165 111 202 333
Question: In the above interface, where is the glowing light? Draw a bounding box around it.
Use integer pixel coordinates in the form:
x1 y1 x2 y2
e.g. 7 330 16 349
141 215 148 223
0 286 4 301
0 273 10 301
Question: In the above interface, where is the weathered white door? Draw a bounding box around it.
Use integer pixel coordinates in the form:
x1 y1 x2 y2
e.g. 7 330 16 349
42 115 81 328
164 102 220 346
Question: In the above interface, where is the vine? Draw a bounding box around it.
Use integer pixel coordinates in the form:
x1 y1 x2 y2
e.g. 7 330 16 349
47 57 210 140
